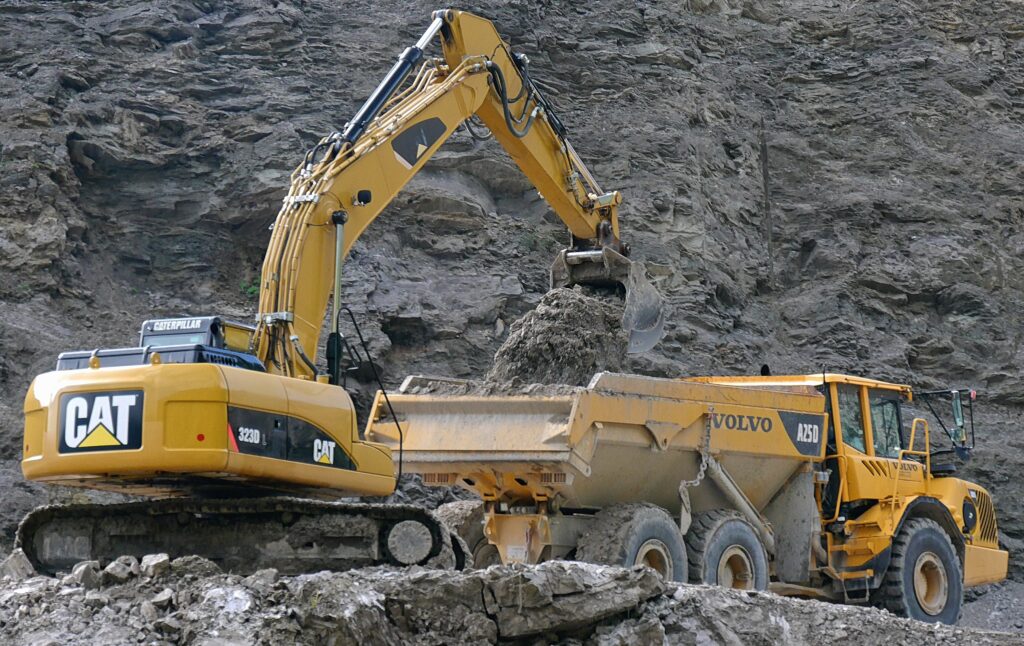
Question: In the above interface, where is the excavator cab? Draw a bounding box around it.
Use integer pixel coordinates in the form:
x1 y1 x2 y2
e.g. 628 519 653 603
52 317 265 373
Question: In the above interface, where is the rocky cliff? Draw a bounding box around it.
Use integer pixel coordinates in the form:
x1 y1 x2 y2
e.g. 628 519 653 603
1 0 1023 639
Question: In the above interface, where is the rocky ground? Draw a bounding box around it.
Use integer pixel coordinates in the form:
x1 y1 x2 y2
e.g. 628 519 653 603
1 0 1023 641
962 580 1024 633
0 554 1018 645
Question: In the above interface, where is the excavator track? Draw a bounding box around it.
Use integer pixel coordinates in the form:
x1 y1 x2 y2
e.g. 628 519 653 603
17 497 456 575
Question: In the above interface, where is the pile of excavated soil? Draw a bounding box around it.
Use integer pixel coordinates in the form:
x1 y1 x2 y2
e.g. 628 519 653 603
0 556 1016 645
487 287 628 386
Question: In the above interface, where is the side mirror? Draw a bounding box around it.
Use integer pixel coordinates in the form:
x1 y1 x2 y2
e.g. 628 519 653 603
951 391 966 443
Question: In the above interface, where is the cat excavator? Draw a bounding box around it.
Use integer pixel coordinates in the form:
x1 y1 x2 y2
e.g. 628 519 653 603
19 9 663 574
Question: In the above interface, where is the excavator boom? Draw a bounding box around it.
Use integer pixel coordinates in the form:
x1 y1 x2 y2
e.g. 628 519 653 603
255 9 663 382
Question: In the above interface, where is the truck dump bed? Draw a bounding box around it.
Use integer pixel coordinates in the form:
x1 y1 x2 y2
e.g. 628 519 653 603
366 372 827 515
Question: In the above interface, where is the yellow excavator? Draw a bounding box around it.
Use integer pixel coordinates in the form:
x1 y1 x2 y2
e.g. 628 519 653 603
19 9 662 574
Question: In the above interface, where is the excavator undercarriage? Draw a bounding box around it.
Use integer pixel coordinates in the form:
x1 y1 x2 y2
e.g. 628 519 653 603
19 498 454 576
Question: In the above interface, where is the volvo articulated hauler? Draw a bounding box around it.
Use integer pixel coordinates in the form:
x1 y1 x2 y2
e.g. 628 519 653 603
366 372 1008 623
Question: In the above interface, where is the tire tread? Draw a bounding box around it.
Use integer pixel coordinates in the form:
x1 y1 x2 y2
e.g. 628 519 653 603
684 509 747 583
871 517 962 623
576 503 687 581
577 503 668 566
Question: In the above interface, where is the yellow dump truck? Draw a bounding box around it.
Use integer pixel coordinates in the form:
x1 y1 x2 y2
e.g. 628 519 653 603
366 372 1007 624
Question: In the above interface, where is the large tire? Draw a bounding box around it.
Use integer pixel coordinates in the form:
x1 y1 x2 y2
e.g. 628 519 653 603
685 509 769 591
434 501 501 569
576 503 687 582
873 518 963 624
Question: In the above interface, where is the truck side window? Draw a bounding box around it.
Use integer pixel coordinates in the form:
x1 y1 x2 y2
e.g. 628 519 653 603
837 384 866 453
869 391 903 459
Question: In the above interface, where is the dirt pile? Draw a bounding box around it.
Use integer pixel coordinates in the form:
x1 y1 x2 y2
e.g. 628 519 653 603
487 287 628 386
0 557 1016 645
360 474 478 509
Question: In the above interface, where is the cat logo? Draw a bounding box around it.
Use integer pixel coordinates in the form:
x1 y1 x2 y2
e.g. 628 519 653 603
313 438 336 465
59 390 144 453
391 117 446 169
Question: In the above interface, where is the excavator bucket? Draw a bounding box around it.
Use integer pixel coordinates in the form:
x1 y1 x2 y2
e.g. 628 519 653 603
550 247 665 353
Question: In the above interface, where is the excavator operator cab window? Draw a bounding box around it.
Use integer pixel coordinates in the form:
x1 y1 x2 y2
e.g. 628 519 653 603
836 384 866 454
869 390 903 459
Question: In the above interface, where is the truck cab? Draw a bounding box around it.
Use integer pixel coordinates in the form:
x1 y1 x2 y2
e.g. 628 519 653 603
819 375 1006 608
699 373 1007 621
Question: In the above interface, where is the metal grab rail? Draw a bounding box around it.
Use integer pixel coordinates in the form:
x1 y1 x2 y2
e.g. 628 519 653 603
820 453 850 524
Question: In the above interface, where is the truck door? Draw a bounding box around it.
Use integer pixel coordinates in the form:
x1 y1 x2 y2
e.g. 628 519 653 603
867 388 926 493
822 383 869 520
828 384 906 515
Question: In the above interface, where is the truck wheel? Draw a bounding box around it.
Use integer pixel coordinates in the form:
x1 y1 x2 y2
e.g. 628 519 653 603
873 518 962 624
686 509 768 591
434 501 501 569
576 503 687 582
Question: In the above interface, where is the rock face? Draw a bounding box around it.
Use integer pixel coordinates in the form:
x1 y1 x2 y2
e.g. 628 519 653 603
0 0 1023 633
0 560 1017 645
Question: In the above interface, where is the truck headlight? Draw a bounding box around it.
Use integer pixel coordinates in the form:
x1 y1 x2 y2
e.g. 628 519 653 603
962 497 978 533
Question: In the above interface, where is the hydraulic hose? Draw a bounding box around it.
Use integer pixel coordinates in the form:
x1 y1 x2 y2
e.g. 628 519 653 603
337 307 405 480
486 61 540 139
289 335 319 378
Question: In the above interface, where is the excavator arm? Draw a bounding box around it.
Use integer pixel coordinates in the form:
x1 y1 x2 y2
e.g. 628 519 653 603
254 9 663 382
